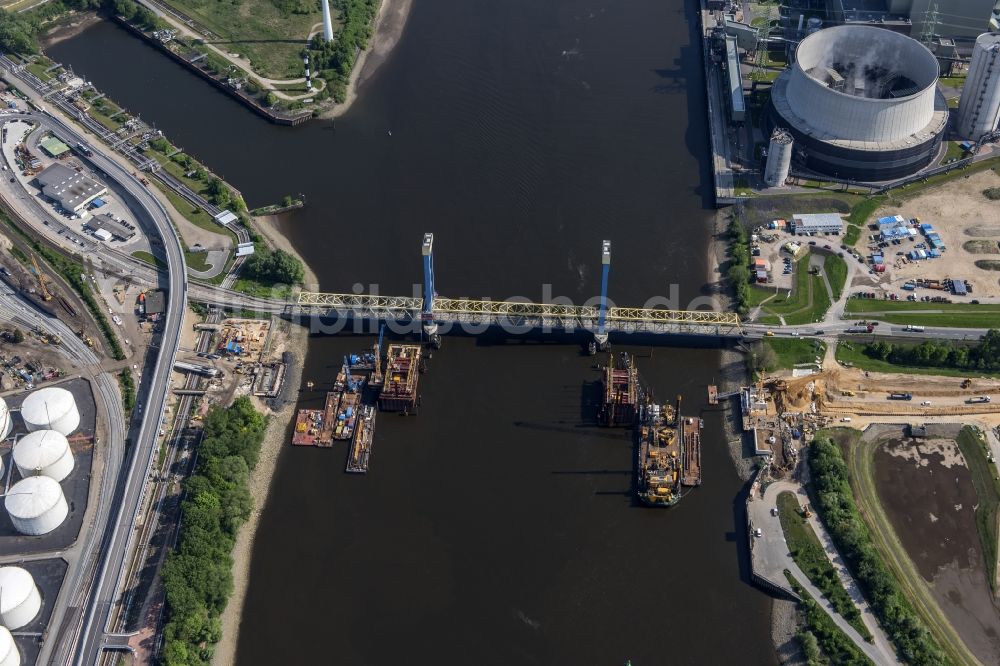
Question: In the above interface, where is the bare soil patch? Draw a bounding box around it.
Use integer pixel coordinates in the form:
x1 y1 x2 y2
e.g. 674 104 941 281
874 431 1000 663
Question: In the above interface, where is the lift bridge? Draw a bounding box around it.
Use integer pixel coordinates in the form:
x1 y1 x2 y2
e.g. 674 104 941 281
293 234 742 341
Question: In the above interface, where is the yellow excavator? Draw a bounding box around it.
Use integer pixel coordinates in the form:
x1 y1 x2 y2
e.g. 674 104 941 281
29 254 52 302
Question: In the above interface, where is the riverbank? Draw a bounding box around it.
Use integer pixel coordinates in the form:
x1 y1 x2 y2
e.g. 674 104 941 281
212 319 308 666
39 10 102 48
318 0 413 120
251 213 319 289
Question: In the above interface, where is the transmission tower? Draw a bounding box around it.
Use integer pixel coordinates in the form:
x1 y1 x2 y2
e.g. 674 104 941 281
918 3 939 45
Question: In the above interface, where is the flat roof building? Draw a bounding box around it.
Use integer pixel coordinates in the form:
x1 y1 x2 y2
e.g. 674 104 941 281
214 210 237 226
790 213 844 235
39 136 70 158
145 290 166 316
235 241 255 257
725 35 745 123
36 164 107 212
83 214 135 241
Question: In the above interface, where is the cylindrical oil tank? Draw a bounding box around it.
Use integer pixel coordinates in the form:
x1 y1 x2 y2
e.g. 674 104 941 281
13 430 74 482
0 567 41 630
0 398 11 442
0 626 18 666
5 476 68 536
958 33 1000 141
764 128 793 187
20 387 79 436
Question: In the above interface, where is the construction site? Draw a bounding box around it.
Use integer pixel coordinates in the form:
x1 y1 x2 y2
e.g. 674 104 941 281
739 346 1000 478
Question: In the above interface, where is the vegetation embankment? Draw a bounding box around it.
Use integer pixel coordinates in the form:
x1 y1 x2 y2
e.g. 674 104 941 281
824 253 847 300
749 338 824 374
1 210 125 359
131 250 166 270
844 197 885 247
857 329 1000 374
725 216 752 316
118 368 135 412
750 257 830 326
783 572 874 666
844 299 1000 328
835 341 1000 379
954 426 1000 591
776 492 872 640
160 397 267 664
0 0 142 54
809 435 948 665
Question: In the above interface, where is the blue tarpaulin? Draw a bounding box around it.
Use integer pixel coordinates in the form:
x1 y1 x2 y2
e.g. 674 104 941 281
90 198 106 208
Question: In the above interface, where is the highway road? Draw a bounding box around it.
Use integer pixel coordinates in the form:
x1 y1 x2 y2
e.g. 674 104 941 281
0 110 189 665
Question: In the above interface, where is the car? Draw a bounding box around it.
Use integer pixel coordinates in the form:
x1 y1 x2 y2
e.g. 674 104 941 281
921 400 932 406
753 528 763 538
207 353 221 360
770 507 779 517
813 330 823 335
765 331 775 337
896 251 904 256
791 331 800 336
808 240 816 246
824 244 831 249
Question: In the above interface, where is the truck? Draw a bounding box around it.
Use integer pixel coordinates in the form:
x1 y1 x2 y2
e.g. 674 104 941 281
75 142 93 158
846 324 875 333
966 396 992 404
903 325 925 332
901 282 916 291
888 393 913 401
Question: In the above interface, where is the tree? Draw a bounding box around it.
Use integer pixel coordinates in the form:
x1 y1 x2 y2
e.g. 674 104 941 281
112 0 137 19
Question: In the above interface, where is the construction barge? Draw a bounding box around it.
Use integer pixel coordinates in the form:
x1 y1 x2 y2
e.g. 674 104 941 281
637 401 682 506
346 405 376 473
379 344 422 413
599 352 639 426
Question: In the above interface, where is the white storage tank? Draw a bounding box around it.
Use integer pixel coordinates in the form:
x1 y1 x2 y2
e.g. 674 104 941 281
0 398 11 442
20 387 79 436
0 626 18 666
5 476 68 536
13 430 74 482
0 567 40 630
958 33 1000 141
764 128 793 187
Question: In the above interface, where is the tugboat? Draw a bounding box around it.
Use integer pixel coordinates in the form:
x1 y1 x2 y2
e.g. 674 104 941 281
636 399 682 507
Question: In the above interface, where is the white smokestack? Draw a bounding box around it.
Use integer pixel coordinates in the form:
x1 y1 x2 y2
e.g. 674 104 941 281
322 0 335 42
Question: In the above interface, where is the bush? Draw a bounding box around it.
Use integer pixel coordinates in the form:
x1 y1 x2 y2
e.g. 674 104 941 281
983 187 1000 200
242 247 304 285
863 330 1000 372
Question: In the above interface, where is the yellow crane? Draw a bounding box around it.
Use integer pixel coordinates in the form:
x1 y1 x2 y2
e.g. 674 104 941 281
29 254 52 301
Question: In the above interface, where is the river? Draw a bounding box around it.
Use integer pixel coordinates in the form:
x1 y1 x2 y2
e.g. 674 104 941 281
49 1 778 664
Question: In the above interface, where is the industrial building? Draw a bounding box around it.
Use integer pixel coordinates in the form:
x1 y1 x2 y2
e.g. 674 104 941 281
83 213 136 241
0 567 40 630
725 35 746 123
791 213 844 235
13 430 75 482
20 387 81 436
35 164 108 213
769 25 947 181
5 476 69 536
38 136 70 158
957 32 1000 140
764 128 793 187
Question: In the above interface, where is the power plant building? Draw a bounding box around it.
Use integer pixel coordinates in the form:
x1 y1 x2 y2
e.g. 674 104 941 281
0 566 41 630
957 32 1000 140
764 129 793 187
769 25 947 181
725 35 746 123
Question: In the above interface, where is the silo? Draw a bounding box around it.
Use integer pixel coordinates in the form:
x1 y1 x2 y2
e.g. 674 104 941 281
5 476 69 536
20 387 79 436
958 33 1000 141
0 567 41 630
764 129 793 187
0 398 11 442
13 430 74 482
0 626 18 666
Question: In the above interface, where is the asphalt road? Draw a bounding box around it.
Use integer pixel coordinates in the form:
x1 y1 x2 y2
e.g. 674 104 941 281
0 110 189 665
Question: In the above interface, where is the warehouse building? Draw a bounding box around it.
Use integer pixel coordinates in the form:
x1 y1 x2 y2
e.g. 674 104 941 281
39 136 70 158
36 164 107 213
83 214 136 241
790 213 844 236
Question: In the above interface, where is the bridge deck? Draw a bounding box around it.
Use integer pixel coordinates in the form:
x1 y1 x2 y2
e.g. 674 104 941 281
295 292 741 335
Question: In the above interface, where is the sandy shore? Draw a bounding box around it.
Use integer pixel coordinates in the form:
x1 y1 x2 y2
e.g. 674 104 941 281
252 213 319 289
319 0 414 120
40 11 102 48
212 320 308 665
